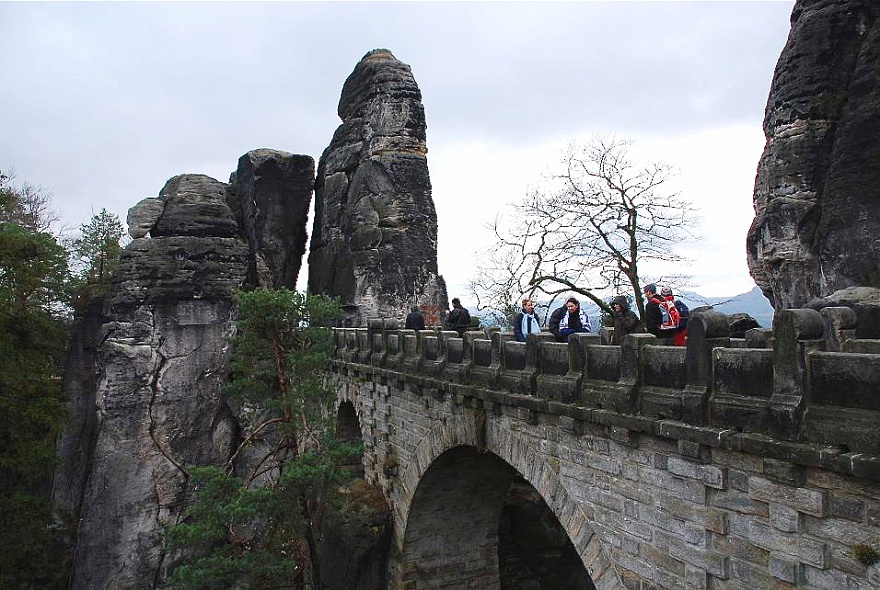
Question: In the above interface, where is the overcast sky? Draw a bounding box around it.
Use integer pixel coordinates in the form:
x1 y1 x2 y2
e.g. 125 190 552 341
0 1 795 300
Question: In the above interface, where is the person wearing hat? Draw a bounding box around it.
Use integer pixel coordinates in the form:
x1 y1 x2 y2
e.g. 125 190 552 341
661 286 688 346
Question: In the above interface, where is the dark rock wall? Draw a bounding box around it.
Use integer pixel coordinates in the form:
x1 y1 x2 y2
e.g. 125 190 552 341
748 0 880 310
230 149 315 289
308 49 448 326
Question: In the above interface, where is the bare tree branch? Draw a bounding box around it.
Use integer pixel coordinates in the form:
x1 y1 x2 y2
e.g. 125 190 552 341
470 136 700 320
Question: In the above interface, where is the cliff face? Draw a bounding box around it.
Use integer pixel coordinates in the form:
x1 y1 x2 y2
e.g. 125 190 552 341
230 149 315 290
308 49 448 326
57 152 316 588
747 0 880 310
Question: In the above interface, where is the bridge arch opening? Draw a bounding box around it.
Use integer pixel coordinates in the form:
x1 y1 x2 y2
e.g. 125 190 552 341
335 400 364 477
397 445 594 589
335 400 361 441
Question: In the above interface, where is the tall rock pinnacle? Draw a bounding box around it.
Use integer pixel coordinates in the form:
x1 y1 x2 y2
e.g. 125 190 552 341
308 49 448 326
747 0 880 310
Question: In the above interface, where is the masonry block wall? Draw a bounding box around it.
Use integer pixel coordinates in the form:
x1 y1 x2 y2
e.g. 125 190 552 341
330 307 880 589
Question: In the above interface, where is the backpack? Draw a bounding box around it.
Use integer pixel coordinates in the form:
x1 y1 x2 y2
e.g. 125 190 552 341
658 299 681 330
674 300 689 329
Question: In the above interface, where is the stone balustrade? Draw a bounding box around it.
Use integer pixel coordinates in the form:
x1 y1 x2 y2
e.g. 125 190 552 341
331 307 880 482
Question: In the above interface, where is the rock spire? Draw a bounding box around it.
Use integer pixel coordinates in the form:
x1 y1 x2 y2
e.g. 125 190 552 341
308 49 448 326
747 0 880 310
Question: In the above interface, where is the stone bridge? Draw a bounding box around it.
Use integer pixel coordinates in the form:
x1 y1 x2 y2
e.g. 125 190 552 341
328 307 880 589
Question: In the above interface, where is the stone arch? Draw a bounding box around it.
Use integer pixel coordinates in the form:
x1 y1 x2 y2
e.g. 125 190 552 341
333 382 369 478
392 407 622 589
335 399 360 442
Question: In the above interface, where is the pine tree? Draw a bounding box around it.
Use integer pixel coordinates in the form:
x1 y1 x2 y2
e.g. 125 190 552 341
164 289 359 590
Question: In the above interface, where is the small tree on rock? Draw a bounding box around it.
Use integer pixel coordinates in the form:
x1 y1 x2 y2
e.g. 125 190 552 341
69 208 125 283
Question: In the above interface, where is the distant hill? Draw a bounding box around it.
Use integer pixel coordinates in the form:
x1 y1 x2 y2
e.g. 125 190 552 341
476 286 775 330
677 286 774 328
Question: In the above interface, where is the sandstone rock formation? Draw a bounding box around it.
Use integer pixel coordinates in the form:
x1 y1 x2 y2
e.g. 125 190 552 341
747 0 880 310
57 161 317 588
308 49 448 326
230 149 314 289
61 174 248 589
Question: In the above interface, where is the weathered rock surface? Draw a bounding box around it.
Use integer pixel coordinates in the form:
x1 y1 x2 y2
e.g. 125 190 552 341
52 295 106 541
308 49 448 326
229 149 314 289
805 285 880 338
747 0 880 310
319 479 392 590
727 312 761 338
152 174 239 238
61 174 249 589
126 197 164 239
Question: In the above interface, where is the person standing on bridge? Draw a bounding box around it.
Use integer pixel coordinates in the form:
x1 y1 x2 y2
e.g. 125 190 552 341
404 305 426 330
610 295 643 344
514 298 542 342
661 286 689 346
445 297 471 337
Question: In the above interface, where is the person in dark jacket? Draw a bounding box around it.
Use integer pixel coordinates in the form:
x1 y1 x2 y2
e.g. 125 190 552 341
610 295 643 344
643 283 664 337
513 298 541 342
445 297 471 337
548 305 566 339
404 306 426 330
549 297 591 342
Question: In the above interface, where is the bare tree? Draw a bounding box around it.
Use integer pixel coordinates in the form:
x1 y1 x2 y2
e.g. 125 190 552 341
471 136 698 320
0 169 58 233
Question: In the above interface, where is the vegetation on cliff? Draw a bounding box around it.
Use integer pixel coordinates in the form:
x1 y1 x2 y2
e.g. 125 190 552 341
0 170 125 588
164 288 362 589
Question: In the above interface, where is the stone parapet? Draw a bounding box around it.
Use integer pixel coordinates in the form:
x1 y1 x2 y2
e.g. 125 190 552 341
335 306 880 475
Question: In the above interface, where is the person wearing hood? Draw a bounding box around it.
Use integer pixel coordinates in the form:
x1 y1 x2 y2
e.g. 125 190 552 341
610 295 643 344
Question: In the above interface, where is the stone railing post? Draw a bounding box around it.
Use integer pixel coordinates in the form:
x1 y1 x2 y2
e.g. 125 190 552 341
467 331 499 389
400 329 421 374
355 327 371 364
682 309 730 424
369 319 387 367
771 308 824 440
820 306 857 352
615 333 656 413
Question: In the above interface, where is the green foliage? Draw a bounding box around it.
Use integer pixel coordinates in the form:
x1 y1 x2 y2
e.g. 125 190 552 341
853 543 880 566
0 223 70 313
0 222 71 588
165 289 354 589
225 289 340 432
68 208 124 282
66 208 125 308
166 438 362 590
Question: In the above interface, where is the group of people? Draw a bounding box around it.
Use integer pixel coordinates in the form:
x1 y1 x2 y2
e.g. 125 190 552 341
514 284 688 345
515 296 592 343
404 285 688 346
404 297 472 337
